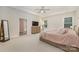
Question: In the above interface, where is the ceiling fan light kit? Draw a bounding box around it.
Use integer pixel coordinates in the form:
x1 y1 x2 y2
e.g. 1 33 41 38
40 10 45 13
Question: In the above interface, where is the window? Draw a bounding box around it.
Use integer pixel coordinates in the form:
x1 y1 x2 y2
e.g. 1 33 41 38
64 17 72 28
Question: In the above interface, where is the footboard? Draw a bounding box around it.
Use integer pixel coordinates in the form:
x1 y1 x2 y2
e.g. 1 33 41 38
40 36 79 52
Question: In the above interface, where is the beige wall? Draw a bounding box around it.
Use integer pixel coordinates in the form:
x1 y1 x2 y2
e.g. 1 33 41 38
0 7 79 38
0 7 40 38
74 9 79 25
43 11 77 31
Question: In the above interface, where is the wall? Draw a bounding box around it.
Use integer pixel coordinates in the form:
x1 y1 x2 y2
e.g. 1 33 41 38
0 7 40 38
43 11 77 31
74 9 79 25
0 7 79 38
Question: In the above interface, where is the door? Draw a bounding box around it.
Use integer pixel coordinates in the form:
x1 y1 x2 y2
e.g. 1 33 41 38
19 18 27 35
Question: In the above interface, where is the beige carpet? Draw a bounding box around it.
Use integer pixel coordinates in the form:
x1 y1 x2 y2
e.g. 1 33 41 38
0 34 64 52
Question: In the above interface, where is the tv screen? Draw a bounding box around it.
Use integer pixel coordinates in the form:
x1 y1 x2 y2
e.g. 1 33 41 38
32 21 39 26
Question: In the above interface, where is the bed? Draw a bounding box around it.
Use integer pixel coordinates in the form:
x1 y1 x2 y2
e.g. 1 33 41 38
40 28 79 52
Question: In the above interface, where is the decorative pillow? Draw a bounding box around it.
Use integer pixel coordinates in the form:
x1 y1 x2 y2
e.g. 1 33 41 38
59 28 68 34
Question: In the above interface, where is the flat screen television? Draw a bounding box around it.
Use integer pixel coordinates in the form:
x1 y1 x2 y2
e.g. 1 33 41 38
32 21 39 26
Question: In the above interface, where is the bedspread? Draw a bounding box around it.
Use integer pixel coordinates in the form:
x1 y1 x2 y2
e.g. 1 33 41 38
40 28 79 48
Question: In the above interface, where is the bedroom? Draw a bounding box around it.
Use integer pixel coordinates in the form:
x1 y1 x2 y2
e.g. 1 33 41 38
0 6 79 52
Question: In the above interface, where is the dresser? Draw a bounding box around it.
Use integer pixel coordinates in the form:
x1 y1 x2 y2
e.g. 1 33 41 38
31 26 40 34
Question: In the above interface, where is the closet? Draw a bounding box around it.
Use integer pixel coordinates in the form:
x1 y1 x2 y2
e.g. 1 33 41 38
0 20 10 42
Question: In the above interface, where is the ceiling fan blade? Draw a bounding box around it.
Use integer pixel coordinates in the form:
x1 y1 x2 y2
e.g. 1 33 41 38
34 9 41 10
44 9 50 10
36 10 41 13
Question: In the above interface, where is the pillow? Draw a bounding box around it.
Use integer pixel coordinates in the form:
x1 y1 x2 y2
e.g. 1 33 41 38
58 28 68 34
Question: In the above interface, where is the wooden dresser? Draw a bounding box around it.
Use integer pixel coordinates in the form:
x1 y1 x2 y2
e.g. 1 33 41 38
31 26 40 34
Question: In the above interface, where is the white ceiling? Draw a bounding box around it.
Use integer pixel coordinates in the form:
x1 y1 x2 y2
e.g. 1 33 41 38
10 6 78 17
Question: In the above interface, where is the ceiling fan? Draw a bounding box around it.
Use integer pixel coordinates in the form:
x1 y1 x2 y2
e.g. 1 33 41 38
35 6 50 13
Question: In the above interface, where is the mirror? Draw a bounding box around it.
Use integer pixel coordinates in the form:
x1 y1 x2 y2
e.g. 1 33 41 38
0 21 1 40
0 20 10 42
3 20 10 40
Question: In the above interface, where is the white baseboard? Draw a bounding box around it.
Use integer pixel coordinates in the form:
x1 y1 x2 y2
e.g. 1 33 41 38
10 35 19 39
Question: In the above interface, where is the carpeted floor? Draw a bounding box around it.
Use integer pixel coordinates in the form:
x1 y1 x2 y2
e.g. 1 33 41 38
0 34 64 52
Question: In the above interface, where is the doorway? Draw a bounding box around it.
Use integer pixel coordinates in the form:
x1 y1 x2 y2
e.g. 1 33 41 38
19 18 27 35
